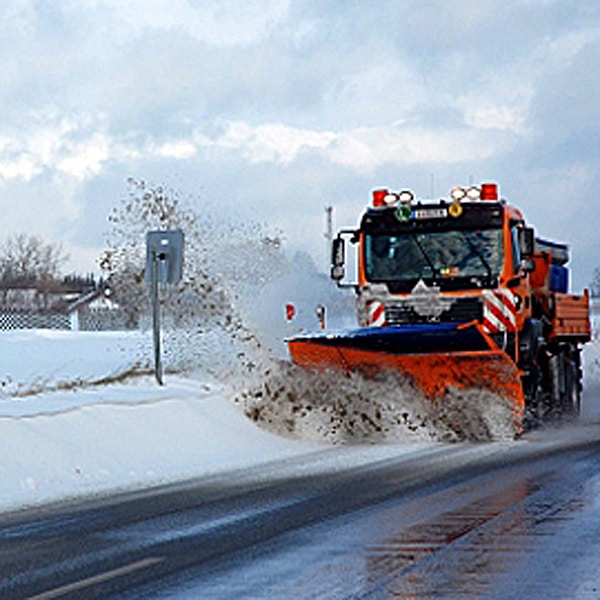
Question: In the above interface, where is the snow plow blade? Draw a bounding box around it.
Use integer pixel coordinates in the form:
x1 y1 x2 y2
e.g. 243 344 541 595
287 321 525 431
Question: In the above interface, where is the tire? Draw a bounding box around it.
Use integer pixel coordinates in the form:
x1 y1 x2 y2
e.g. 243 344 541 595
519 320 546 429
526 346 581 426
563 350 581 418
522 364 545 429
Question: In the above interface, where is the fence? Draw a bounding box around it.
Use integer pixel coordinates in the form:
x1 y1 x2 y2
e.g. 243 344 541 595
77 309 133 331
0 312 70 331
0 310 134 332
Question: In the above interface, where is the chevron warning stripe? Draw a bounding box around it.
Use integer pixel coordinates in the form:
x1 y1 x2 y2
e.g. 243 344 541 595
366 300 386 327
483 289 517 333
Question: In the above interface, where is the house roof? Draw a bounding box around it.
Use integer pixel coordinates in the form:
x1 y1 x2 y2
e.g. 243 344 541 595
67 289 115 313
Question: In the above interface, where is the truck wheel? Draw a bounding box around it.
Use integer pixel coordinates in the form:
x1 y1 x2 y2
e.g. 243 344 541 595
563 353 581 419
522 366 544 429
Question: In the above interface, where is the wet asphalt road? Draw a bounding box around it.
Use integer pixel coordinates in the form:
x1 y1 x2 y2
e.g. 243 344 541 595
1 424 600 598
122 426 600 600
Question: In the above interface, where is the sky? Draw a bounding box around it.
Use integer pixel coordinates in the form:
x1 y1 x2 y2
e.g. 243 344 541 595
1 0 599 289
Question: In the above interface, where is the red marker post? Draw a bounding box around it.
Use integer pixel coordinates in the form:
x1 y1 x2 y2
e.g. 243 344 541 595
285 303 296 338
316 305 326 329
285 303 296 322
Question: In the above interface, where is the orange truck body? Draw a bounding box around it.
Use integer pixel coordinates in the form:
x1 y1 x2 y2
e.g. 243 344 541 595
287 183 591 431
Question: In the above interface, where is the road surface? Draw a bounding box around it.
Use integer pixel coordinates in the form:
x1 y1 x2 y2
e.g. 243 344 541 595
124 424 600 599
1 417 600 599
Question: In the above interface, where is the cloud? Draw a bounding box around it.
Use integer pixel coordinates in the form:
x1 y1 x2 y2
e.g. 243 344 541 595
0 110 520 186
84 0 291 46
189 118 517 172
151 139 198 160
328 124 512 170
528 33 600 164
0 112 112 182
55 133 111 180
0 174 82 240
202 121 335 165
0 0 599 286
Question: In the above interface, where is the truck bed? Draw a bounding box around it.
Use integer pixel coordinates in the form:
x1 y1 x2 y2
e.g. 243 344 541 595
550 290 591 342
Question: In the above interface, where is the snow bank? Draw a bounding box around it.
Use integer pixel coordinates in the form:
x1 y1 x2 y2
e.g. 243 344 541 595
0 374 318 511
0 330 428 513
0 330 323 511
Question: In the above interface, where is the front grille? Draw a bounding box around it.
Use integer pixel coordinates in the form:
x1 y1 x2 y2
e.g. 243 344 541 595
385 296 482 325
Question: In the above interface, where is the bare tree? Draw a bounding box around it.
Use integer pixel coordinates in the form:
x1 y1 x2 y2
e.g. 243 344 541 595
0 233 68 286
591 267 600 298
0 233 70 311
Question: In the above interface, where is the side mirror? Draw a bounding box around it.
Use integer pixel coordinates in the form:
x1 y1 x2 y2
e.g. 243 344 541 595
331 237 345 281
520 258 535 274
519 227 535 259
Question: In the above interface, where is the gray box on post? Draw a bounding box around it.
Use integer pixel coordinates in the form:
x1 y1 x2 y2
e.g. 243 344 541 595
145 229 184 284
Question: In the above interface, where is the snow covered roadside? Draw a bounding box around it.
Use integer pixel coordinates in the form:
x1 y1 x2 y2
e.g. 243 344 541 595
0 377 316 512
1 329 597 514
0 330 309 511
0 330 151 396
0 330 431 513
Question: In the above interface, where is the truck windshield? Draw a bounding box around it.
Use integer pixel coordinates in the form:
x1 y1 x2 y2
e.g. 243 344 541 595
364 228 503 290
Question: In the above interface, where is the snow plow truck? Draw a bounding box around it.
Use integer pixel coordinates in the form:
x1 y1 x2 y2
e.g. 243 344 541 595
287 182 591 431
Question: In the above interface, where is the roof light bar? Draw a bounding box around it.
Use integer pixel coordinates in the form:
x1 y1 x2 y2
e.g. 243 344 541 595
449 202 463 218
398 190 414 204
384 193 399 206
450 186 466 201
480 182 499 201
466 186 480 200
372 189 388 207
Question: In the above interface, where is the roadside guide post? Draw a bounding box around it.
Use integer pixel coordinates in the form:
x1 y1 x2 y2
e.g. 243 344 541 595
316 304 326 329
145 229 184 385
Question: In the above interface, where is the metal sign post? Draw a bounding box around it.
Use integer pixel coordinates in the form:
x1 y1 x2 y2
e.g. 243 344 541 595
145 229 184 385
149 252 163 385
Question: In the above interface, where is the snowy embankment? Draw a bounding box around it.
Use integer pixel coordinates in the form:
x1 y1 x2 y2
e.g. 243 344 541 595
1 329 598 514
0 330 437 513
0 330 313 511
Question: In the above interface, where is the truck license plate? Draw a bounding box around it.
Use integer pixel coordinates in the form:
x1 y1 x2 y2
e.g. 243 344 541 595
415 208 448 219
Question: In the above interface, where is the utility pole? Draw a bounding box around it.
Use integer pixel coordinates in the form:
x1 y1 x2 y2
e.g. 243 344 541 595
324 205 333 271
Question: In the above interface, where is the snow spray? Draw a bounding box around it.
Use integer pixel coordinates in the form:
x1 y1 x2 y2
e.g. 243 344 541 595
103 181 517 443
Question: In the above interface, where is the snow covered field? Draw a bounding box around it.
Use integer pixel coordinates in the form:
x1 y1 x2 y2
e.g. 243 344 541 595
0 330 311 511
0 330 434 513
0 328 597 514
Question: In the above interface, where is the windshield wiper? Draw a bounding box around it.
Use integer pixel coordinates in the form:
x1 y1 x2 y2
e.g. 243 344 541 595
411 234 440 282
460 231 493 282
